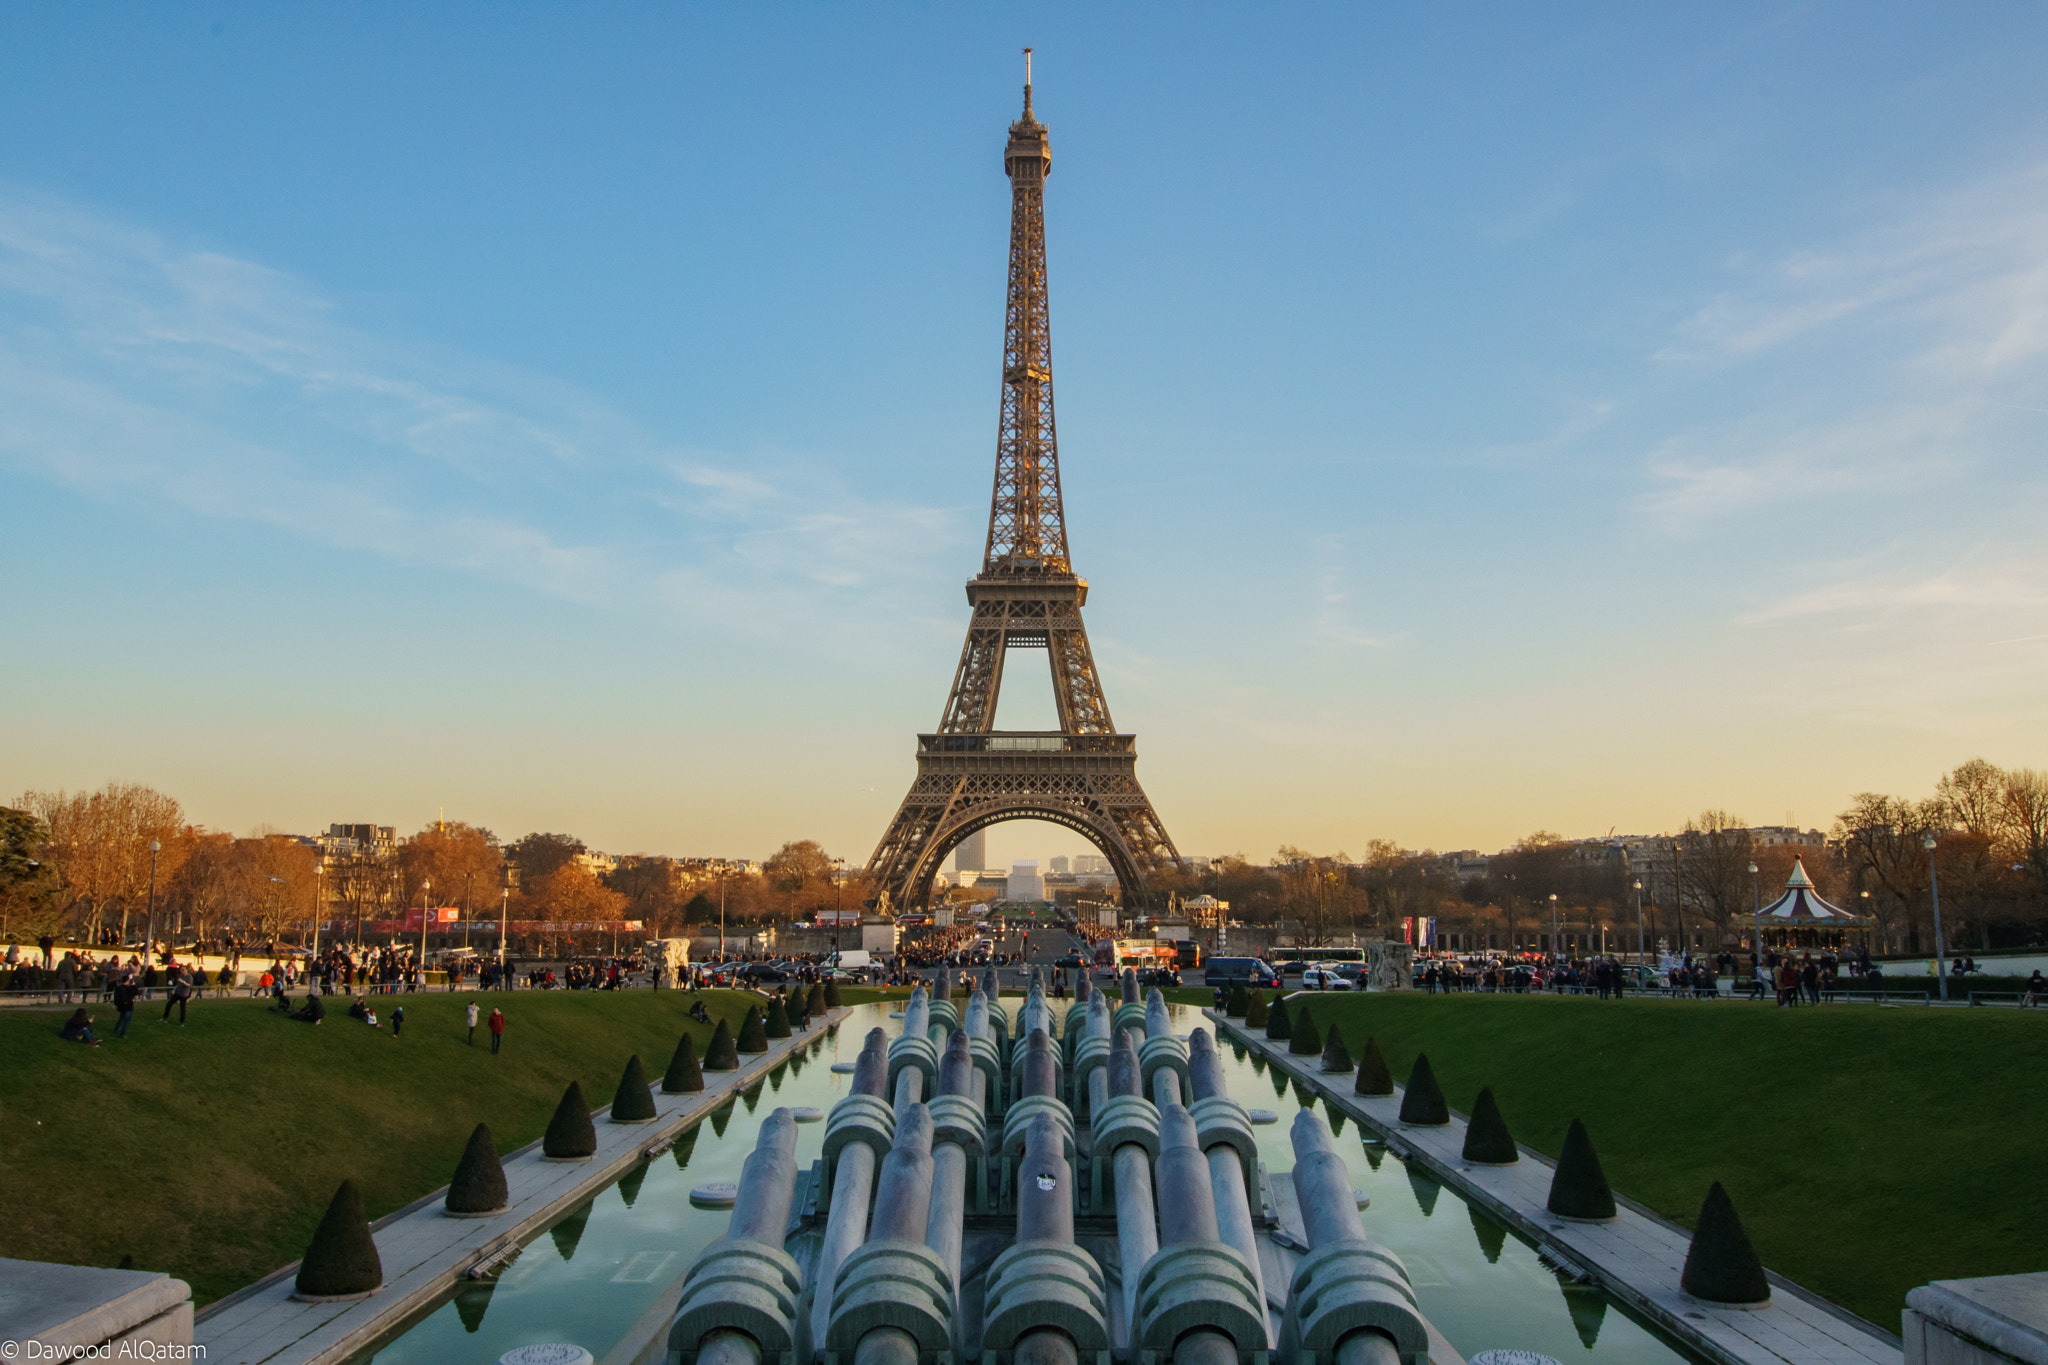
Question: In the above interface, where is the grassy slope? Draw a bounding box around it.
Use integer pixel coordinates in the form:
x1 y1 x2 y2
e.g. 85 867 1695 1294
0 990 770 1305
1276 992 2048 1329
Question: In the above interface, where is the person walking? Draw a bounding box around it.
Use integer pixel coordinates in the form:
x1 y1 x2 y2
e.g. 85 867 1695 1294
488 1005 505 1054
112 975 139 1038
391 1004 405 1037
2025 970 2044 1008
466 999 480 1045
162 965 191 1025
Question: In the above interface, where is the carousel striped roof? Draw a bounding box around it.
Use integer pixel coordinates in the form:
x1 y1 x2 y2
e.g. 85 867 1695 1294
1759 857 1858 921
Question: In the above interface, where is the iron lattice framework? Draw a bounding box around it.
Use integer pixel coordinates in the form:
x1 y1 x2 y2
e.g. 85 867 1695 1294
866 64 1180 912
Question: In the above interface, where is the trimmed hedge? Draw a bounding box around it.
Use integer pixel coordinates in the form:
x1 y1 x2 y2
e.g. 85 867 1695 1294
662 1034 703 1094
1289 1009 1323 1055
703 1020 739 1070
610 1055 657 1122
1321 1028 1354 1074
1245 991 1269 1027
1547 1118 1617 1221
1398 1052 1450 1126
1227 983 1249 1017
1354 1036 1393 1096
295 1179 382 1297
824 980 842 1008
737 1006 768 1054
1266 996 1292 1041
445 1123 508 1213
542 1082 596 1159
765 997 792 1039
1682 1181 1770 1304
1462 1086 1518 1164
805 982 826 1018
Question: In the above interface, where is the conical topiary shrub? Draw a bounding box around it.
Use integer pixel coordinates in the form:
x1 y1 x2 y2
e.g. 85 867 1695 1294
805 982 826 1019
1321 1027 1354 1073
1245 991 1269 1027
703 1019 739 1070
1461 1086 1518 1165
737 1005 769 1053
765 997 792 1039
1681 1182 1770 1305
445 1123 508 1215
1355 1036 1393 1095
663 1034 704 1093
611 1054 657 1123
1547 1118 1617 1222
542 1081 597 1160
824 980 842 1008
1398 1052 1450 1126
1266 996 1292 1041
1227 983 1249 1017
294 1179 383 1299
1289 1008 1322 1055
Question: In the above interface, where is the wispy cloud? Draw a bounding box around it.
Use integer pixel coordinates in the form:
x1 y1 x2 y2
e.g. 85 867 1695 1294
1637 161 2048 531
0 187 965 647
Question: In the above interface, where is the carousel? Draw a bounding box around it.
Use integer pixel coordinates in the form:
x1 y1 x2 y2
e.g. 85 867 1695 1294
1754 857 1868 953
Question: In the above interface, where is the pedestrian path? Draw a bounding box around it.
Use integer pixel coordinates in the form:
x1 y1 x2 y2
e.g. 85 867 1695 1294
1208 1010 1902 1365
196 1008 851 1365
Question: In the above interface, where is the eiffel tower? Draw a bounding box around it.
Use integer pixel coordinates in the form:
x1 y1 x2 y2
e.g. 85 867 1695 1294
866 54 1181 913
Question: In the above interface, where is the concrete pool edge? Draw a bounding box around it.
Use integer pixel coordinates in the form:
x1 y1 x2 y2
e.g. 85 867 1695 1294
1208 1009 1902 1365
195 1008 852 1365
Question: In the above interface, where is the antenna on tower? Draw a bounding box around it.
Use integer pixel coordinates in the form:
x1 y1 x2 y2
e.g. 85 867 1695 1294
1022 46 1034 115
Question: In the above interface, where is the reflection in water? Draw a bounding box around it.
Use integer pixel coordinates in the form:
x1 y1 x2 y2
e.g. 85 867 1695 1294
1326 1103 1347 1139
769 1063 785 1092
453 1280 495 1335
617 1161 649 1210
1270 1066 1291 1099
1407 1165 1442 1217
1562 1281 1608 1349
671 1124 701 1172
741 1081 764 1114
1362 1141 1385 1172
550 1201 592 1262
1291 1079 1315 1107
710 1099 736 1138
1469 1206 1507 1264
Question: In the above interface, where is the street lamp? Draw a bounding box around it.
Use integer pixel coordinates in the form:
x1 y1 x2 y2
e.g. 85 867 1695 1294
1925 833 1949 1003
312 863 324 961
1632 879 1645 966
1547 893 1559 961
1748 860 1761 980
498 886 509 981
418 877 432 984
146 840 161 964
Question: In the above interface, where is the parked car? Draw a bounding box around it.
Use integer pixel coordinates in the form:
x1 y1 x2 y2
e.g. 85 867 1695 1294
1056 953 1085 968
1298 968 1355 991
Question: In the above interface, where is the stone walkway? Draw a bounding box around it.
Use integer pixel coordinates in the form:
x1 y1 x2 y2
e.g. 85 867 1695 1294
1208 1010 1903 1365
196 1009 850 1365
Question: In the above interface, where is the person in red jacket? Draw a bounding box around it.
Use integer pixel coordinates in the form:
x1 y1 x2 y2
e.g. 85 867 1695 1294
488 1006 506 1055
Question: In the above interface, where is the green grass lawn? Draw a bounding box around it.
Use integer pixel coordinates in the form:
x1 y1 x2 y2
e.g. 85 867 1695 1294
0 988 775 1305
1268 991 2048 1330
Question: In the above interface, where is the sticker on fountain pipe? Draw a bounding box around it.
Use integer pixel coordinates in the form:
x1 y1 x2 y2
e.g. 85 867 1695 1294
498 1347 595 1365
689 1182 739 1207
1035 1173 1058 1191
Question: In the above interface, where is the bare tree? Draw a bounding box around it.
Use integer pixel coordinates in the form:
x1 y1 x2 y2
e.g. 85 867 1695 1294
1678 811 1755 946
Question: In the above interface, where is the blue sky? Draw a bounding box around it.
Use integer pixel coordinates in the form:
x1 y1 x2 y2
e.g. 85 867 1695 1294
3 5 2045 866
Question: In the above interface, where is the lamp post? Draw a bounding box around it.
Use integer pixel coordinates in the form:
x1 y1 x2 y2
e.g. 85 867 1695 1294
1925 834 1949 1003
831 858 846 956
146 840 161 965
418 877 431 983
1749 860 1761 981
498 886 509 982
312 863 324 961
718 866 728 964
1547 893 1559 962
1633 879 1645 967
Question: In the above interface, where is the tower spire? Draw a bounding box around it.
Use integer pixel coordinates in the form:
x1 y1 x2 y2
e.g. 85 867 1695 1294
1023 46 1034 117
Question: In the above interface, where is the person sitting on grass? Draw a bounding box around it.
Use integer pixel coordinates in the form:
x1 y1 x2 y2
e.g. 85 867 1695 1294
348 996 369 1023
689 999 712 1024
293 991 326 1023
60 1008 101 1047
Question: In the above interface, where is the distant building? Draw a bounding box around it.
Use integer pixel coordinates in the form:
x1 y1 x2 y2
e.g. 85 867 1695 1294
1748 826 1825 848
321 824 396 860
1049 855 1070 874
955 830 988 876
575 850 619 878
1009 860 1044 901
1072 853 1110 876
